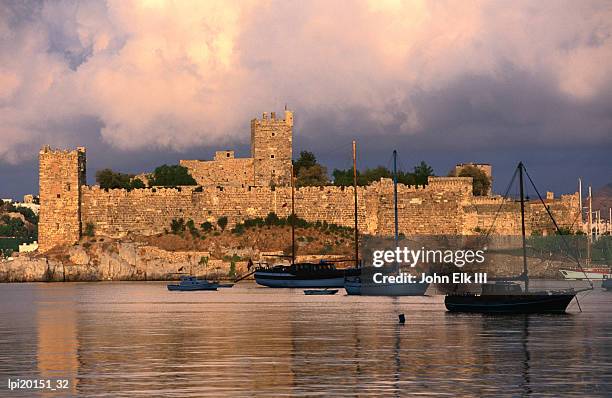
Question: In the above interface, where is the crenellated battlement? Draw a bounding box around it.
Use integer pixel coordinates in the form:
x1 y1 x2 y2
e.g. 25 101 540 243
37 111 580 251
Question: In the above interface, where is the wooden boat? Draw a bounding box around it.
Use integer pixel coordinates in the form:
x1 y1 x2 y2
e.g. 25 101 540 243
445 162 592 314
304 289 339 295
256 262 349 288
167 276 218 291
255 159 357 289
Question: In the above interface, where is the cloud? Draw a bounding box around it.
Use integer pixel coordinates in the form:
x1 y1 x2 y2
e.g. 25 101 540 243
0 0 611 164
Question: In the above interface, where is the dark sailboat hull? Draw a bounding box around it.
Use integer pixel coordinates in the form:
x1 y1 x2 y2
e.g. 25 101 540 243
445 293 575 314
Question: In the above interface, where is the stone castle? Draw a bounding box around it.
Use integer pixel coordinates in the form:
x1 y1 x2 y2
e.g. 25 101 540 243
180 110 293 188
38 110 580 252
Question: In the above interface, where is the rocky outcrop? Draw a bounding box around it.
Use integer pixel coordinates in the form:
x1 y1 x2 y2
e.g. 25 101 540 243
0 239 248 282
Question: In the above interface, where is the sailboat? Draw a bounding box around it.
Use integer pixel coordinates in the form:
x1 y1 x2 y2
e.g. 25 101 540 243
254 162 357 288
344 150 430 296
445 162 592 314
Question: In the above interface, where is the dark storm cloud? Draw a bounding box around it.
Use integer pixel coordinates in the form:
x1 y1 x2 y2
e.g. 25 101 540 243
0 1 610 199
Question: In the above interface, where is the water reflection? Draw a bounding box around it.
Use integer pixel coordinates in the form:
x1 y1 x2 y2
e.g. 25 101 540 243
36 286 79 396
0 283 610 397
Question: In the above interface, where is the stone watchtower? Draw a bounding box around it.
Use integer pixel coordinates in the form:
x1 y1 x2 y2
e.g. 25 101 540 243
251 110 293 186
38 146 86 251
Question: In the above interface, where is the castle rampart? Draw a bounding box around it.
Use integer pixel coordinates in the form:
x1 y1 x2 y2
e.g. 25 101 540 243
37 111 581 252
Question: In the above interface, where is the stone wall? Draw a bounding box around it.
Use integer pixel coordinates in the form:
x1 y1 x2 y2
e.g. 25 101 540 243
80 184 372 237
180 157 254 187
78 176 580 241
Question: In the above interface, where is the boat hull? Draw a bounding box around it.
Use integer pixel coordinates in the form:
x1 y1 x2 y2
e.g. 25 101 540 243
167 285 217 291
560 269 611 280
304 289 339 295
255 273 345 288
445 293 575 314
344 280 429 296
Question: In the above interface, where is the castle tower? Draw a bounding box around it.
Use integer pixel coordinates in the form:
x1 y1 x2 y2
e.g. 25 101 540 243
38 146 86 251
250 109 293 186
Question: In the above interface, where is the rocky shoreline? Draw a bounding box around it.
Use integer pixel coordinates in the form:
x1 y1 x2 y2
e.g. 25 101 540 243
0 238 579 283
0 240 247 282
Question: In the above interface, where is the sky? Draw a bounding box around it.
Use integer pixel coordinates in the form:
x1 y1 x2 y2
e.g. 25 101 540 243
1 0 611 200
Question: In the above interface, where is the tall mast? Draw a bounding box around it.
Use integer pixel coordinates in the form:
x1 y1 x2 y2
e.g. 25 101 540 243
393 150 399 247
596 210 601 241
353 140 359 268
578 178 583 225
518 162 529 293
291 165 295 265
588 186 592 265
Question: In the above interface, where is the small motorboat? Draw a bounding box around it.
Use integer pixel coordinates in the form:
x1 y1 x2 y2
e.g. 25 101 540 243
304 289 338 295
603 276 612 291
167 276 218 291
560 267 611 280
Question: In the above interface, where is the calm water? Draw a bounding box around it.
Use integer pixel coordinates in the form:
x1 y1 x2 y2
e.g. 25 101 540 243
0 282 610 397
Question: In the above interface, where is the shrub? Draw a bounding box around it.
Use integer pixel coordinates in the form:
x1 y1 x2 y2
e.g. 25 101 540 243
84 223 95 237
265 212 280 226
231 224 245 235
170 218 186 234
200 221 214 232
228 261 237 278
186 219 199 237
217 216 228 231
244 217 265 228
199 256 209 267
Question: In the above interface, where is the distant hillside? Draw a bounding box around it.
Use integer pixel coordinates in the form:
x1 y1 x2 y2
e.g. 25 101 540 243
592 182 612 214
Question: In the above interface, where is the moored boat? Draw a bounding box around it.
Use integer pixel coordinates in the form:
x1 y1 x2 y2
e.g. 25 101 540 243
344 274 429 296
445 282 576 314
167 276 218 291
255 262 351 288
304 289 339 295
560 267 611 280
445 162 590 314
602 276 612 291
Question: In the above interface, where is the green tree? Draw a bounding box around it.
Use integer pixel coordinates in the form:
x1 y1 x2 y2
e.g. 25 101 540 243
332 168 357 186
96 169 146 190
412 161 434 185
297 164 329 187
149 165 197 186
131 178 146 189
332 161 435 187
293 151 317 176
293 151 329 187
0 215 32 239
362 166 392 183
96 169 132 190
452 165 490 196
